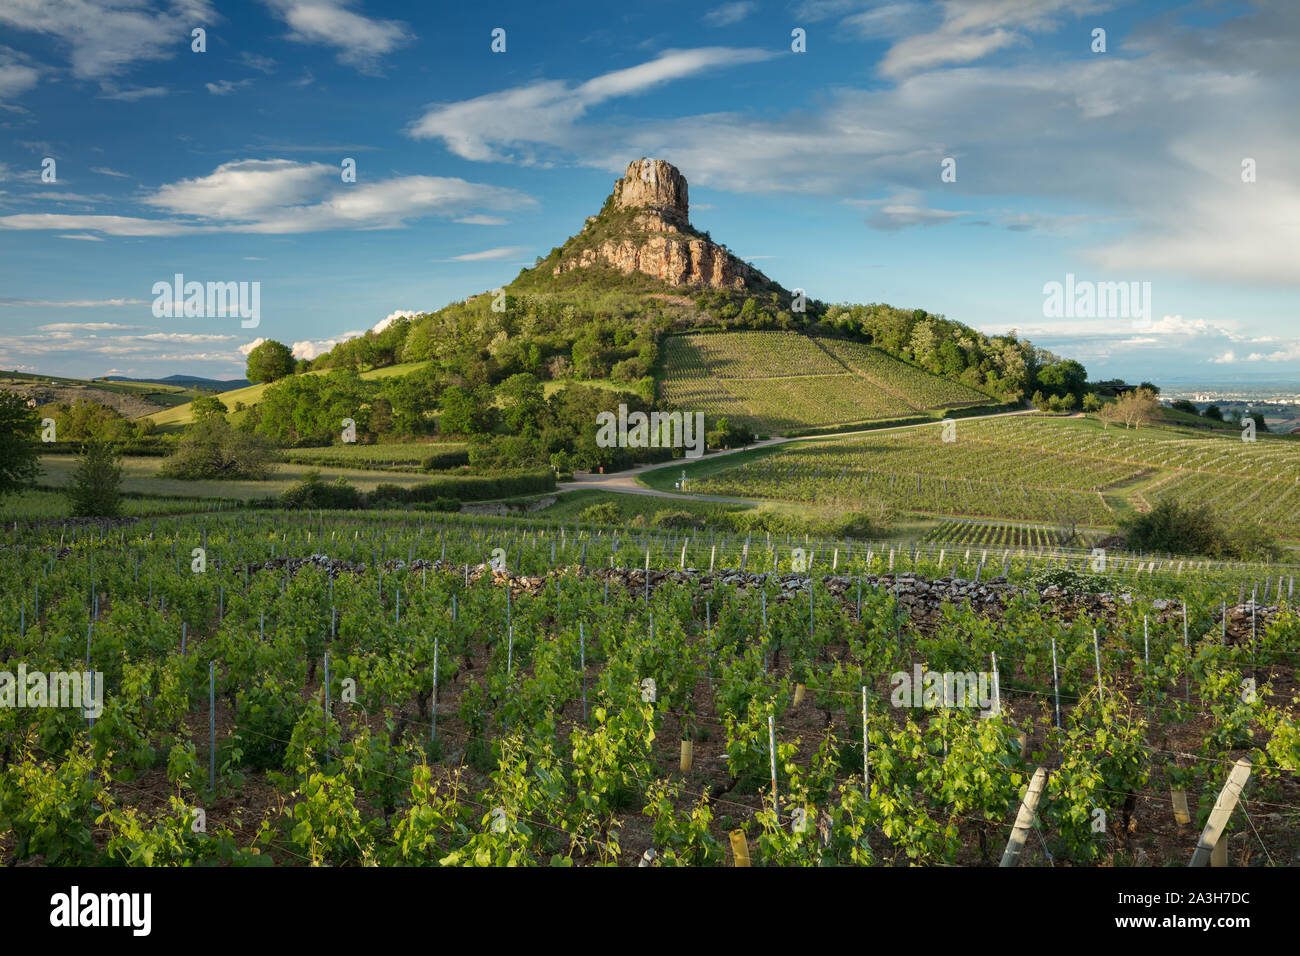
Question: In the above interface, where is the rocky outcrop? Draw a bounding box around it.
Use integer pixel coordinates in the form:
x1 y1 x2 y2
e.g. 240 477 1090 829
551 158 765 292
610 158 688 223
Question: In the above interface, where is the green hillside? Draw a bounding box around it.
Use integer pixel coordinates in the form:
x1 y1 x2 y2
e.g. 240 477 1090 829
672 412 1300 539
661 331 997 433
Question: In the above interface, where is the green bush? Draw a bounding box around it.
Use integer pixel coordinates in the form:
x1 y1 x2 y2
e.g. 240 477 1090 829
1122 497 1282 561
422 449 471 471
68 442 123 517
578 502 621 524
652 509 705 530
279 471 363 509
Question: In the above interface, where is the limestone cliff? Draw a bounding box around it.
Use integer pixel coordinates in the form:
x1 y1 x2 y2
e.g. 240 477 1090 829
548 159 770 292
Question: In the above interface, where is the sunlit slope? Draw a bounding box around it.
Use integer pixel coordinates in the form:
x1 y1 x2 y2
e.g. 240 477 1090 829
660 331 995 433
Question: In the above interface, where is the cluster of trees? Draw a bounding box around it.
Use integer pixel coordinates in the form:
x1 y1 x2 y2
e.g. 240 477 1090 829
36 398 155 442
245 367 439 446
816 303 1042 402
1122 497 1281 561
1098 387 1161 428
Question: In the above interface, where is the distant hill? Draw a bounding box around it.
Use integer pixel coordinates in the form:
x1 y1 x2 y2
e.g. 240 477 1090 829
102 374 250 392
0 369 210 418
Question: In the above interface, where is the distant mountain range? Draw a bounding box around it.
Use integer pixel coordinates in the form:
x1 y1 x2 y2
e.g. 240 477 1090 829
102 374 251 391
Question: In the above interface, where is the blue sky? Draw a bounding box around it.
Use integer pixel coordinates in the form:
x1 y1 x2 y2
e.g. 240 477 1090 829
0 0 1296 385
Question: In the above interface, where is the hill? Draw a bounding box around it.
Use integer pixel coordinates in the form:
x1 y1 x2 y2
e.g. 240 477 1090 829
104 374 251 391
292 159 1052 421
0 369 208 418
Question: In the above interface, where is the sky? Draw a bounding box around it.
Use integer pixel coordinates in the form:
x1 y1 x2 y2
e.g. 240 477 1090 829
0 0 1296 385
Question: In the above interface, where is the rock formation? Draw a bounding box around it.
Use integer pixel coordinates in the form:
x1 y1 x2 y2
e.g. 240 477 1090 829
550 158 768 292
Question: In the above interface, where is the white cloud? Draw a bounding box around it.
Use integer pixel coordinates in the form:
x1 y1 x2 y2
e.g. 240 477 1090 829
0 52 39 103
878 1 1112 78
407 47 776 163
0 159 536 237
96 83 170 101
57 233 106 241
437 246 528 262
704 3 755 27
91 167 129 178
238 337 266 357
16 303 144 311
0 0 215 80
455 215 508 226
137 332 236 343
291 311 413 360
262 0 412 71
236 51 277 73
205 79 252 95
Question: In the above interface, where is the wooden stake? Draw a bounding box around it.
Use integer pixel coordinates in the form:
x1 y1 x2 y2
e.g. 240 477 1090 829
1189 758 1251 867
1000 767 1047 867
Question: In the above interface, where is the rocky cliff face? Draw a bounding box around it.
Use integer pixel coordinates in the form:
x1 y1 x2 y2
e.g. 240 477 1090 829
551 158 766 292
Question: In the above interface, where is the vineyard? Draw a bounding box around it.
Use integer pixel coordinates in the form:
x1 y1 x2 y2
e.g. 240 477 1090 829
2 510 1297 867
922 520 1104 551
689 414 1300 537
660 332 996 433
282 443 467 472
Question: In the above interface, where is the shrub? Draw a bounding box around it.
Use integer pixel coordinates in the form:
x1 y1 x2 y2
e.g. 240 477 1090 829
68 442 123 517
161 417 277 480
1121 497 1282 560
422 449 471 471
652 509 705 530
578 502 620 524
279 471 363 509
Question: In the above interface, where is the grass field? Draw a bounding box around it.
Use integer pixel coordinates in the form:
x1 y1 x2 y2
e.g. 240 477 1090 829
37 456 429 500
0 488 242 522
660 331 996 434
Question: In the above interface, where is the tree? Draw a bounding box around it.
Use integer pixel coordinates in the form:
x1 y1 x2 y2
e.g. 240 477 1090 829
0 392 41 498
1082 392 1102 413
1170 399 1198 415
496 373 545 433
161 416 277 480
245 339 296 384
439 385 493 436
68 442 123 517
1203 403 1224 421
1037 360 1087 400
1099 387 1158 429
191 395 228 423
1138 381 1160 395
